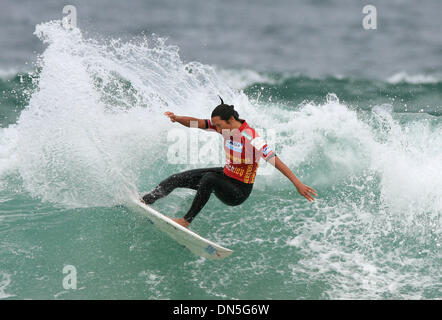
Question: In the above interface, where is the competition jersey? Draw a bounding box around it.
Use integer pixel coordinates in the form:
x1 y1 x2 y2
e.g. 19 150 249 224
204 118 276 184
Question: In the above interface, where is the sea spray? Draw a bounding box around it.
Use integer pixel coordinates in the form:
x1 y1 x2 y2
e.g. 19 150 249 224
5 20 249 207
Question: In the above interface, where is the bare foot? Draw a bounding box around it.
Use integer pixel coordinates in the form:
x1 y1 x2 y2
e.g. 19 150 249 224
172 218 190 228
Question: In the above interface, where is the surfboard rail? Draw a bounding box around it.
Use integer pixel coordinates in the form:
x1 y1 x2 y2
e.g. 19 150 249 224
127 196 233 260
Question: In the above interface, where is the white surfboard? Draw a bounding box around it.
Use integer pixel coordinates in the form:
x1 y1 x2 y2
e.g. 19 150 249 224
126 196 233 260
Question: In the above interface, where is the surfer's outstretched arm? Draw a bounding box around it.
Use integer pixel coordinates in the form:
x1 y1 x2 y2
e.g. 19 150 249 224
164 111 206 129
269 156 317 202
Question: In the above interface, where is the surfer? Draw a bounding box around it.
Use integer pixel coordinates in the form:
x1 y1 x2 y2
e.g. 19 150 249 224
141 98 317 228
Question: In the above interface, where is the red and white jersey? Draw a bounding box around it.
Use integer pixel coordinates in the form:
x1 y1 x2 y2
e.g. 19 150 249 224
204 118 276 184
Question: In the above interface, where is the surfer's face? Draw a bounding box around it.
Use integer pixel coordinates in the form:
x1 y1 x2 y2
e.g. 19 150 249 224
211 116 233 133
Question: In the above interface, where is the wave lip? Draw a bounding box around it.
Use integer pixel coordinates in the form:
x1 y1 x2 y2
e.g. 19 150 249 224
0 68 22 79
387 71 440 84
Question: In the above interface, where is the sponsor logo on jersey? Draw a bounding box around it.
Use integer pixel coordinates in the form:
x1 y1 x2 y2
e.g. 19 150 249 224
225 139 243 152
262 145 273 156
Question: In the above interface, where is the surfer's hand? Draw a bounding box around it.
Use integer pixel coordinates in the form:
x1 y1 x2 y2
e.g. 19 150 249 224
295 183 317 202
164 111 177 122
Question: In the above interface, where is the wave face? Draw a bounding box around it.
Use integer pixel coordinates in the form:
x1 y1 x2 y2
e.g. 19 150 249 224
0 21 440 299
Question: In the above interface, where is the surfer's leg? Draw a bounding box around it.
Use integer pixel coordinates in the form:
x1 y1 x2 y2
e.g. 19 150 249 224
142 167 223 204
213 178 253 206
183 172 253 223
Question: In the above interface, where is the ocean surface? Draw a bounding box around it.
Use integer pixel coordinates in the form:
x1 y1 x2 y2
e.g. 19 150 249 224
0 0 441 299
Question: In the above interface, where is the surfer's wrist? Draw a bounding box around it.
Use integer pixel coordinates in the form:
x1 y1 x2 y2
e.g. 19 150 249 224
291 178 302 188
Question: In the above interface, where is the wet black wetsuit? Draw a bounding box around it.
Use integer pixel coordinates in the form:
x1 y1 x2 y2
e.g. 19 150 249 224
142 167 253 223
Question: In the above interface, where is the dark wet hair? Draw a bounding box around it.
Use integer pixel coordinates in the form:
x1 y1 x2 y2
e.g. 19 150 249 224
211 96 239 121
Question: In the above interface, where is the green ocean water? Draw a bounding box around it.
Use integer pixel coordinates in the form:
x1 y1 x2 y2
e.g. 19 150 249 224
0 21 441 300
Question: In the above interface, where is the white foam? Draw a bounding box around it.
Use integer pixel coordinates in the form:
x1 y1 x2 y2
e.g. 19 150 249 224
267 96 441 299
215 67 278 90
0 272 15 299
1 20 250 207
0 127 19 182
387 71 439 84
0 68 21 79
